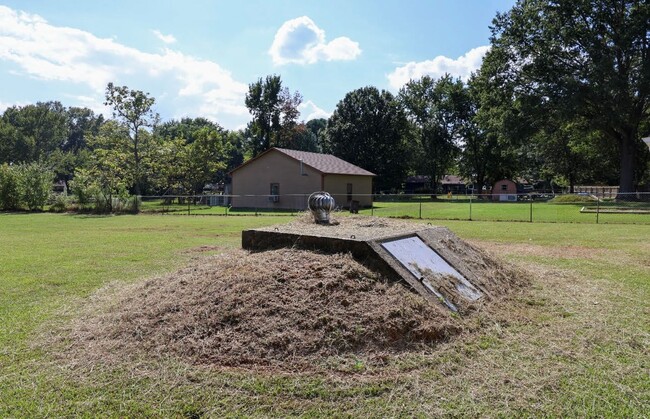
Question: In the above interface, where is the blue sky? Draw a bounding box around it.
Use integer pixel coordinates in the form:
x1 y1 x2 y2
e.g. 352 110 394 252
0 0 516 129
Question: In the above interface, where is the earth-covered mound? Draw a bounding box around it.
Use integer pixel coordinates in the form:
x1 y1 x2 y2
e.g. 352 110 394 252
73 249 467 369
70 217 529 371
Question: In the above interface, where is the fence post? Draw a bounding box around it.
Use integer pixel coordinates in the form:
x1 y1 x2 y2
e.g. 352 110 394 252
419 198 422 219
529 198 533 223
187 197 191 216
596 195 600 224
469 195 472 221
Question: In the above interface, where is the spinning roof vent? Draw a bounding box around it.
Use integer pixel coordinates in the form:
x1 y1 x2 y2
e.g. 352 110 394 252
308 191 336 224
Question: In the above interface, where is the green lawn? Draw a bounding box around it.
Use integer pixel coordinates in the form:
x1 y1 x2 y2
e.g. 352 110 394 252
0 213 648 416
365 198 650 224
139 197 650 224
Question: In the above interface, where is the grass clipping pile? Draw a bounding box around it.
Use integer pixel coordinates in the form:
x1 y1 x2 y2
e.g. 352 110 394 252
71 220 526 371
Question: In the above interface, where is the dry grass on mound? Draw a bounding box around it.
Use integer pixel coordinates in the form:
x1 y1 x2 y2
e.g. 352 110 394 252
70 249 465 370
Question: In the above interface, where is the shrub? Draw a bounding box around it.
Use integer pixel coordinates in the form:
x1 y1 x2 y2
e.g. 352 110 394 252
50 193 70 213
549 194 596 204
0 164 22 210
18 163 54 210
69 169 94 209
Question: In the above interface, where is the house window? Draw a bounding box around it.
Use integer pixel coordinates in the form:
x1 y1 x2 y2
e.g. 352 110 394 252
270 183 280 203
347 183 353 203
501 184 508 191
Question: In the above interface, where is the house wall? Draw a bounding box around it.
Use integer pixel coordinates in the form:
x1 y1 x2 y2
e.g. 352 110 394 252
323 174 373 208
231 151 321 209
492 179 518 201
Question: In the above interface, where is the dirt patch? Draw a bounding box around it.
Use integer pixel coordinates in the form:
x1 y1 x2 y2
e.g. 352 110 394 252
182 245 222 254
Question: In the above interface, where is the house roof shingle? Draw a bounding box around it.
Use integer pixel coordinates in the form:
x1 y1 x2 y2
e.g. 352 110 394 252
231 147 376 176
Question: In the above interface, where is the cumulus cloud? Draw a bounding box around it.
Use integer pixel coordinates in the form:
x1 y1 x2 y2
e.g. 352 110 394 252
0 5 249 128
152 29 176 44
269 16 361 65
298 100 331 121
387 46 490 90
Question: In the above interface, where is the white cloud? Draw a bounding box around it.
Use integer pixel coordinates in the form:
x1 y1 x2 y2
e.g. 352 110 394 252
269 16 361 65
0 5 249 128
387 46 490 90
298 100 331 121
65 94 110 116
152 29 176 44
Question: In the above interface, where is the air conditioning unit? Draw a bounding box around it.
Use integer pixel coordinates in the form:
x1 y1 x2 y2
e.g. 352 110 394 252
269 195 279 203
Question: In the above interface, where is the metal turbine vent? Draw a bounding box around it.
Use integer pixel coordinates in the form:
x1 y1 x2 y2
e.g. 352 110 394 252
308 191 336 224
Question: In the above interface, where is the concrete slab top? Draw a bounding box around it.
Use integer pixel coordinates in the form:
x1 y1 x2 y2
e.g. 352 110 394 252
253 214 431 241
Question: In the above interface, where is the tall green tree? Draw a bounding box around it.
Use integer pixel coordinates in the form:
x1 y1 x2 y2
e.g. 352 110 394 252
1 102 69 162
461 74 523 190
220 130 246 182
154 117 223 144
177 128 228 194
244 75 302 155
84 121 133 212
324 86 410 192
64 107 104 152
484 0 650 194
0 120 25 164
399 75 465 194
285 123 320 152
104 83 159 195
306 118 327 151
156 128 228 195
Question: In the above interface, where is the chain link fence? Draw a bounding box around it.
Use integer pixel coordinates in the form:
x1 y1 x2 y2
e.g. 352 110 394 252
139 192 650 225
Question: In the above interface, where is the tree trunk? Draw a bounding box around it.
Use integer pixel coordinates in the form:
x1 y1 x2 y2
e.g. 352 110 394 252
133 131 141 196
617 133 636 199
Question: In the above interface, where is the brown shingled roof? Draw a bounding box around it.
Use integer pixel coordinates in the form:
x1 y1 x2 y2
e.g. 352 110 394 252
230 148 376 176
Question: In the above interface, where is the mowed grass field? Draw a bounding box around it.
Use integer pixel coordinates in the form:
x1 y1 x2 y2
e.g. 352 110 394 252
0 213 648 417
139 197 650 224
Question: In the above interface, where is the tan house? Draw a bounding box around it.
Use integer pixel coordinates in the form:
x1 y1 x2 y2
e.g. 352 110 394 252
229 148 375 210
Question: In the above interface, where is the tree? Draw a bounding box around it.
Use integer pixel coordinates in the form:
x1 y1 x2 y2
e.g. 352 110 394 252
0 120 25 164
244 75 302 155
157 127 229 196
1 102 69 162
223 130 246 175
180 128 228 194
85 121 134 212
154 117 223 144
305 118 327 151
18 163 54 211
285 123 320 152
0 163 21 210
454 74 523 191
274 88 303 149
104 83 159 195
64 107 104 152
485 0 650 195
324 86 411 192
399 75 466 194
